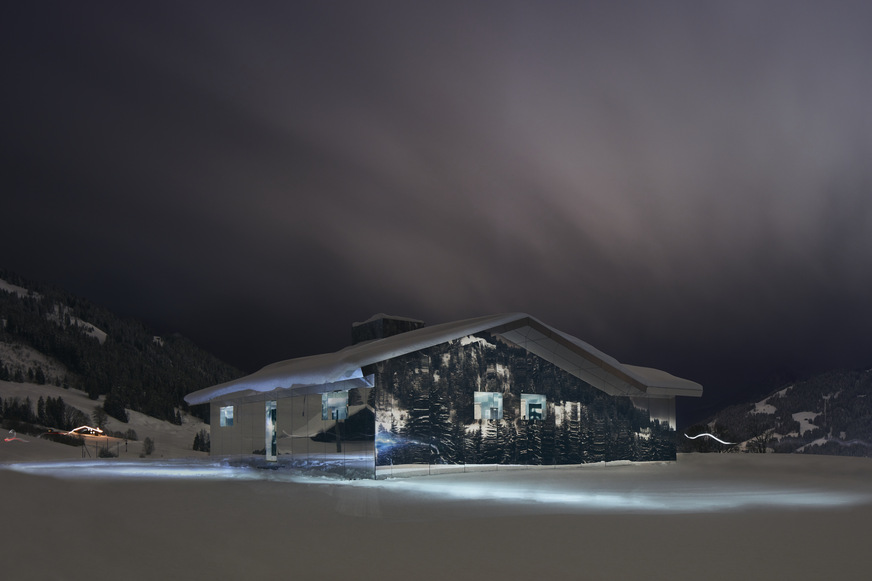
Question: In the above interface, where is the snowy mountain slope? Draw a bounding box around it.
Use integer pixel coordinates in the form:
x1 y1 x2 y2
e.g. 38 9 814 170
684 368 872 456
46 303 107 344
1 378 208 461
0 268 243 422
0 278 31 298
0 341 68 384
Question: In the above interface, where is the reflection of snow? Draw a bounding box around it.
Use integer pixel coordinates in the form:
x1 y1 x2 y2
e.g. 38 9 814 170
459 336 495 349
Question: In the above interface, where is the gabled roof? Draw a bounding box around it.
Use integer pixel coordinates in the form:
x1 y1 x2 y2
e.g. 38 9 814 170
184 313 702 405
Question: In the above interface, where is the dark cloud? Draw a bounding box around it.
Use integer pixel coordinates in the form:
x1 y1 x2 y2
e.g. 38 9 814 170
3 1 872 421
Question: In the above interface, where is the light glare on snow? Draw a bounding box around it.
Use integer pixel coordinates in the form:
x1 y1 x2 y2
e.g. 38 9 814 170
3 459 870 514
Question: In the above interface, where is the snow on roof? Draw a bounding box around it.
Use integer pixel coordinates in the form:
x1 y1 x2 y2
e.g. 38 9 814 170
184 313 703 405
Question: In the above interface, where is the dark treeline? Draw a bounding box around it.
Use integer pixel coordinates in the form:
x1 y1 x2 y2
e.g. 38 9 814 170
374 332 675 467
0 269 243 423
1 394 89 431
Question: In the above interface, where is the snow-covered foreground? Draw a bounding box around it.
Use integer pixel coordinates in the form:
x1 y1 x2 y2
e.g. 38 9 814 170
1 454 870 580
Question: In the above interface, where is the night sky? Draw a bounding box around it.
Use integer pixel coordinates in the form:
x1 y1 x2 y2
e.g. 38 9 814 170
3 1 872 422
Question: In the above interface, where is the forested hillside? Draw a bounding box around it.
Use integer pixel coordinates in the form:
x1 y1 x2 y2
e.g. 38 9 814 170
683 368 872 457
0 269 243 423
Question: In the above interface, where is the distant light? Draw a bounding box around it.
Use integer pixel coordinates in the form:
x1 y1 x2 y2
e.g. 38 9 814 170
4 429 28 443
67 425 105 436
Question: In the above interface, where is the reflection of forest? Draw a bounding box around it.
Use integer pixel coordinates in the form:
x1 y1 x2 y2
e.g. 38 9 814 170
374 333 676 467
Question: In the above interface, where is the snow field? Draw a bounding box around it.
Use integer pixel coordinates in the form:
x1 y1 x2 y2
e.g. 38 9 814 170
0 453 870 580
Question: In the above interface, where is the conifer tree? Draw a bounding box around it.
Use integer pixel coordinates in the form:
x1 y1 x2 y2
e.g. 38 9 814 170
37 396 46 425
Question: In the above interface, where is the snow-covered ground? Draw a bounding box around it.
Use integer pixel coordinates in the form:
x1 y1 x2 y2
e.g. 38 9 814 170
0 452 869 580
793 411 820 435
752 399 776 414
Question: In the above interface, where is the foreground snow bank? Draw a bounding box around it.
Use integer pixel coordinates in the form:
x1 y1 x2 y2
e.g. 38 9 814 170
1 453 870 580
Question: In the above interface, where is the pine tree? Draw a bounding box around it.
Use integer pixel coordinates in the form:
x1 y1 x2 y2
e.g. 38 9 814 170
37 396 46 425
405 390 431 465
103 390 129 423
92 406 109 430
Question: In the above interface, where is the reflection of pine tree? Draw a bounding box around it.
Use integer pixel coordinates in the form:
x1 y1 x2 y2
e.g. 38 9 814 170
555 407 568 463
516 420 529 464
405 390 431 464
612 418 634 461
430 390 454 463
528 421 543 465
650 421 676 460
637 429 654 461
372 328 686 470
502 421 517 464
481 420 500 464
567 402 582 464
542 412 557 465
579 406 593 463
449 420 467 465
590 403 607 462
469 423 483 464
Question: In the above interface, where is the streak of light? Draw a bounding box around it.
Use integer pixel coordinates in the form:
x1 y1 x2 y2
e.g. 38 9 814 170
684 432 735 445
3 459 869 514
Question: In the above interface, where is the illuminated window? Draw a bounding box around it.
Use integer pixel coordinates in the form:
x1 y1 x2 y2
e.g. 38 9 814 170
322 391 348 421
521 393 546 421
219 405 234 427
474 391 503 420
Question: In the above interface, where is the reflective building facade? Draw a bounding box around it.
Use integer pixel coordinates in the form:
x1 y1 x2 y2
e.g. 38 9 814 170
186 313 702 478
